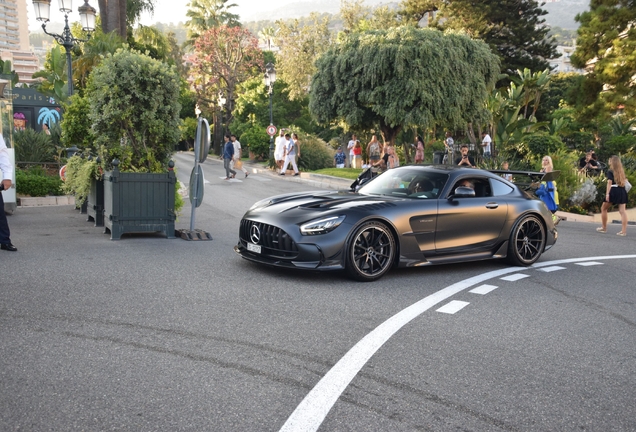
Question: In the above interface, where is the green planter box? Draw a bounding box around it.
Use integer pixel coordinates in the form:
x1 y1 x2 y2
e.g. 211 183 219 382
103 164 176 240
87 176 104 227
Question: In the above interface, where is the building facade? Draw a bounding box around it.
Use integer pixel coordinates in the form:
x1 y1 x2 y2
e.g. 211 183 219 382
0 0 39 84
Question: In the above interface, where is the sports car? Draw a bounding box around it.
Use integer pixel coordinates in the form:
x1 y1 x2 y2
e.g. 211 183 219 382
234 165 558 281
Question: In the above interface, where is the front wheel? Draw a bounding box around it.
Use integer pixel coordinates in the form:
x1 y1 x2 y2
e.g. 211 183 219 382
346 221 396 281
507 214 546 266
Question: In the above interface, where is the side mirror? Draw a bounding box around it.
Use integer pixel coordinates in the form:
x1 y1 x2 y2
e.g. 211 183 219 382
449 186 475 199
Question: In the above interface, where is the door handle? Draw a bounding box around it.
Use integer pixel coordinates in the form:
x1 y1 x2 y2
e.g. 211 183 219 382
485 202 499 209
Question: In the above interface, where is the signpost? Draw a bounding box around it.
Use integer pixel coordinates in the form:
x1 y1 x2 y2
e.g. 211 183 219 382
267 125 277 136
177 117 213 241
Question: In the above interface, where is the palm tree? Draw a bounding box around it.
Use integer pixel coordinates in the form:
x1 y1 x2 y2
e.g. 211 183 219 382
32 46 68 103
73 31 123 90
186 0 240 42
258 26 278 51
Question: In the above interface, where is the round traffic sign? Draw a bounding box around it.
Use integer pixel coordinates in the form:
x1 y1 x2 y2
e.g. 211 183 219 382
266 125 277 136
59 165 67 181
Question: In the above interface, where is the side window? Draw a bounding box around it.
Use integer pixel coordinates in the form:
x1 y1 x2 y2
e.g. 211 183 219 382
490 179 514 196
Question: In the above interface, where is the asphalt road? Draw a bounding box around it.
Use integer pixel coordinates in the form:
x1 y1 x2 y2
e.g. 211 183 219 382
1 153 634 431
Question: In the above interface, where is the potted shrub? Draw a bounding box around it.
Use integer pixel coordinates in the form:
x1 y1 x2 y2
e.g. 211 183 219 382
86 48 183 240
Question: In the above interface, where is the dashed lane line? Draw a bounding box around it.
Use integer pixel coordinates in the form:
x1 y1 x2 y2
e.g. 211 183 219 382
469 284 499 295
279 254 636 432
538 265 567 272
436 300 470 314
500 273 530 281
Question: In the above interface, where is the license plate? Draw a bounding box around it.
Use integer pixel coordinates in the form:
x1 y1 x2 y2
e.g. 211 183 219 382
247 242 261 254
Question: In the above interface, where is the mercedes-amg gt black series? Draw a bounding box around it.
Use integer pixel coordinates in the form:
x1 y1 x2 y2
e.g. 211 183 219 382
235 165 558 281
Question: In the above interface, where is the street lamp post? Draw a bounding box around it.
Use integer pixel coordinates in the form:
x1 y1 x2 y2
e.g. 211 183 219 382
32 0 97 97
264 62 277 159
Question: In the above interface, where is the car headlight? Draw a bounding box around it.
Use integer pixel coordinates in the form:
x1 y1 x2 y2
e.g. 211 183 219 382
300 215 346 235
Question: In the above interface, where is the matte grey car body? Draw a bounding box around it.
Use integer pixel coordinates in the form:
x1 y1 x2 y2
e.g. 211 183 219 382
235 165 558 281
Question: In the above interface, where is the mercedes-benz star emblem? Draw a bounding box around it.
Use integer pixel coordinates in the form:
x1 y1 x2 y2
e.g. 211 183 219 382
250 224 261 244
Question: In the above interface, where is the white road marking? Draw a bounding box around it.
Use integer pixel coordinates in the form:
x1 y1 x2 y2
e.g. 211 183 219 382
469 284 499 295
500 273 530 281
538 266 566 272
218 176 243 183
279 255 636 432
436 300 470 314
248 176 272 182
575 261 603 266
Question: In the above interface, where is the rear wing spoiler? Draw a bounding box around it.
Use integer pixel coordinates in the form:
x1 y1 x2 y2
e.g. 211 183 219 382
489 170 560 191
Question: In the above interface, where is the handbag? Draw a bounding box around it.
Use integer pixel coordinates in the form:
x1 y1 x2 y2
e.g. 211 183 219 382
234 159 243 170
625 179 632 193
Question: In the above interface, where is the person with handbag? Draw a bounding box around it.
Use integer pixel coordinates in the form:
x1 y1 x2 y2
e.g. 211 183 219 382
597 155 629 236
230 134 249 178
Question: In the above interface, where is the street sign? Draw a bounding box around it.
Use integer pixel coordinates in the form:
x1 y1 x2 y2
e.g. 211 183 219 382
266 125 277 136
189 165 204 208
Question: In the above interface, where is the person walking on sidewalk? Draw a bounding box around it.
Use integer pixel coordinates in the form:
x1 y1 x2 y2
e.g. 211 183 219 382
231 134 249 178
0 133 17 251
274 129 286 173
280 133 299 176
223 134 236 180
597 155 629 236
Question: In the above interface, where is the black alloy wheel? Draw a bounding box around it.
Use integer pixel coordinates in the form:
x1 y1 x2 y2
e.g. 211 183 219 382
346 221 396 281
507 214 546 266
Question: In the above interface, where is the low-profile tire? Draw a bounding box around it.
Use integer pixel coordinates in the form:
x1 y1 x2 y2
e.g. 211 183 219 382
507 214 546 266
346 221 396 281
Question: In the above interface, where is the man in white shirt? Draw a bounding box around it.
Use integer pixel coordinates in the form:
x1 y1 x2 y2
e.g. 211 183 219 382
481 131 492 159
0 134 16 251
274 130 286 173
279 133 299 176
347 134 357 168
230 134 249 178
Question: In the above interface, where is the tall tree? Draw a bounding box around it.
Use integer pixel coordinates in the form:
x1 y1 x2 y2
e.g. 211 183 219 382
275 13 331 101
185 0 240 42
571 0 636 118
310 27 500 147
98 0 155 37
190 25 262 151
401 0 558 80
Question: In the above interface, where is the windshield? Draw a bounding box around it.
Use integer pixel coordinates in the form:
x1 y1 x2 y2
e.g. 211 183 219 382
358 168 449 199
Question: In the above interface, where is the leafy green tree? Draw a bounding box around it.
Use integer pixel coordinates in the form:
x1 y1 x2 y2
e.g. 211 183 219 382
0 59 19 86
33 46 69 103
86 48 182 172
310 27 499 149
98 0 155 37
258 26 277 51
401 0 559 80
60 94 94 149
571 0 636 118
275 13 331 101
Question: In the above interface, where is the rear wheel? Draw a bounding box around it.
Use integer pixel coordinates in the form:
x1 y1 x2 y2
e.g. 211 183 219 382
346 221 396 281
507 215 546 266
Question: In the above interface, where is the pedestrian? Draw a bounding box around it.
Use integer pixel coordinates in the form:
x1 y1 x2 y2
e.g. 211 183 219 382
366 135 382 167
347 134 357 168
334 147 346 168
292 133 301 166
539 155 559 222
454 144 476 167
371 144 398 172
597 155 629 236
414 135 424 164
481 131 492 159
230 134 249 178
352 140 363 168
274 129 286 173
280 133 299 176
0 133 17 251
222 134 236 180
443 131 454 164
501 161 513 181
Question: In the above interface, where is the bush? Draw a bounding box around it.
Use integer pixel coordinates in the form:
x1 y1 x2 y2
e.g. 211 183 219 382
87 48 182 172
240 125 270 160
524 133 565 157
60 93 94 150
61 154 100 203
297 133 334 171
13 129 56 163
598 135 636 162
15 167 64 197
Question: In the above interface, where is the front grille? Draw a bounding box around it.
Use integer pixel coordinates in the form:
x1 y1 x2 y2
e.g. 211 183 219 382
240 219 299 258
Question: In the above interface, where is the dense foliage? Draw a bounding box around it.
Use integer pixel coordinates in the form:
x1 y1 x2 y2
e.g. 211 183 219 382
86 48 182 172
16 167 64 197
13 129 57 163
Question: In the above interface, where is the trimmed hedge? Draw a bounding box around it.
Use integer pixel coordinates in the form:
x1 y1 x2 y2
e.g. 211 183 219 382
16 168 64 197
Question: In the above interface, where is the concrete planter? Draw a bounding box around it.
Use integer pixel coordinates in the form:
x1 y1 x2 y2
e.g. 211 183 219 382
86 176 105 227
103 161 176 240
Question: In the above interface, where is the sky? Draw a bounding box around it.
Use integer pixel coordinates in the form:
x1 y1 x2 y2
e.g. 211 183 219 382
27 0 298 31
